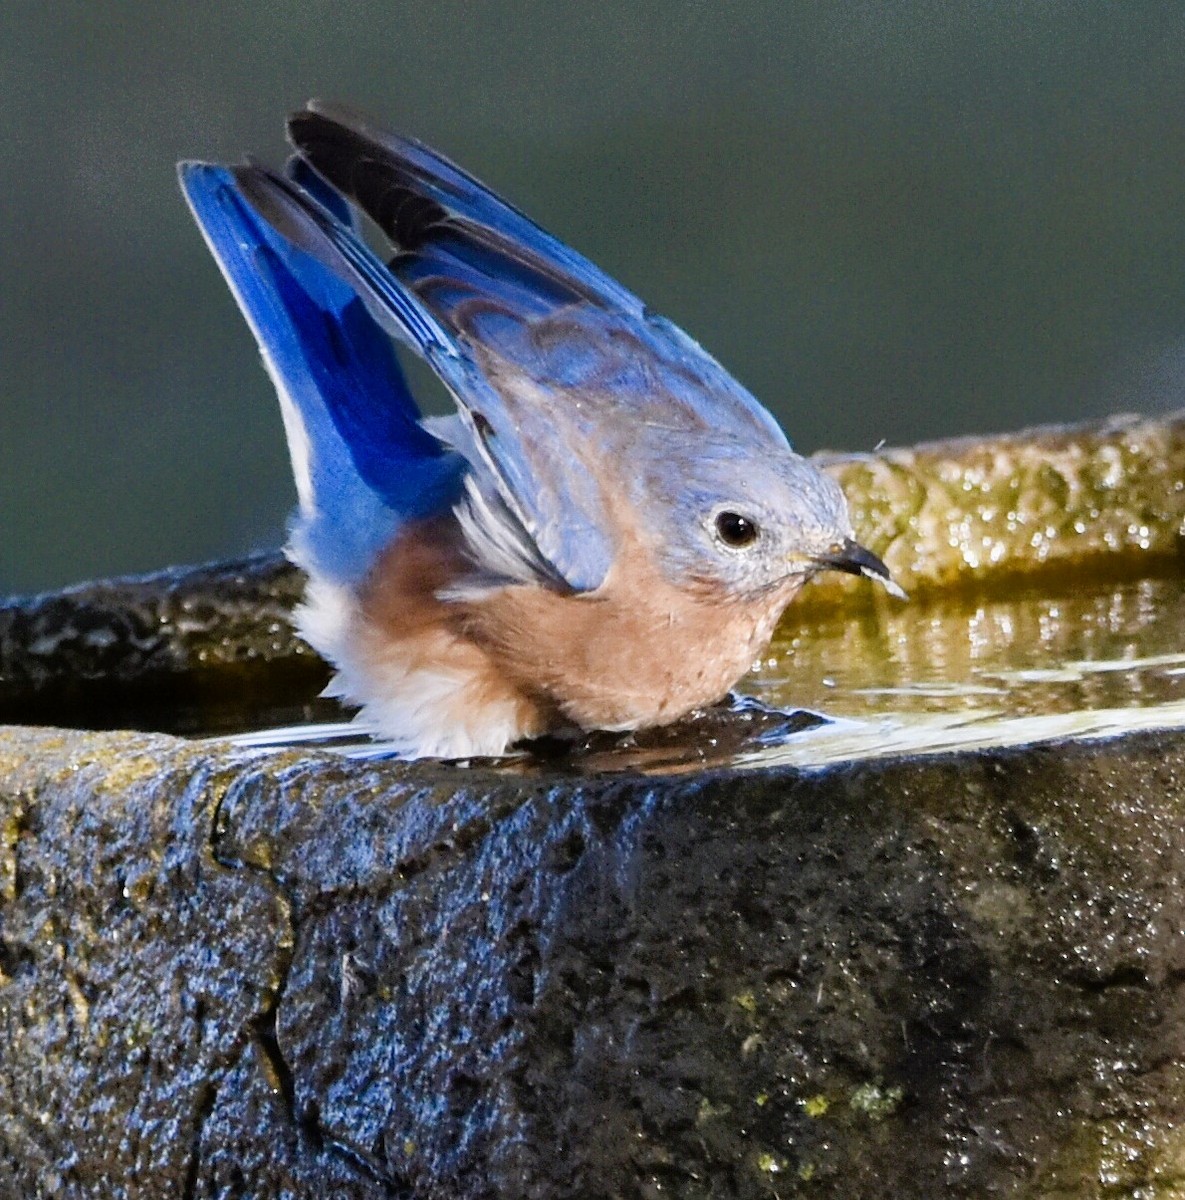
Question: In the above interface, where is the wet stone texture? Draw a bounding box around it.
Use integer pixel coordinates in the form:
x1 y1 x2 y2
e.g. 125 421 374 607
1 726 1185 1198
814 410 1185 601
0 555 331 736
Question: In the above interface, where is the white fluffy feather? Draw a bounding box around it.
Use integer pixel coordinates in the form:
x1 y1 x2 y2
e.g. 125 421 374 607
293 571 528 759
438 475 559 602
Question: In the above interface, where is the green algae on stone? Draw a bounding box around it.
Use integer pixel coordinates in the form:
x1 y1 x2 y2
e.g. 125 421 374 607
1028 1084 1185 1200
848 1082 904 1123
813 411 1185 600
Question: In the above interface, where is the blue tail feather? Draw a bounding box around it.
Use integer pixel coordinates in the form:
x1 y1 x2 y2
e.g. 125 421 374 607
178 162 462 584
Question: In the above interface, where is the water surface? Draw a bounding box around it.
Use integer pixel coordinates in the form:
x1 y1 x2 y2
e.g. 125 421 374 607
229 571 1185 771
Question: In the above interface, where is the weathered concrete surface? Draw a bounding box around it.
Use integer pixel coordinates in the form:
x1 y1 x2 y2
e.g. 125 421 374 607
0 555 331 734
2 725 1185 1198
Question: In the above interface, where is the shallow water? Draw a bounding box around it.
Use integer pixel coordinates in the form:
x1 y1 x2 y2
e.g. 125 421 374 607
227 571 1185 770
728 572 1185 767
755 573 1185 720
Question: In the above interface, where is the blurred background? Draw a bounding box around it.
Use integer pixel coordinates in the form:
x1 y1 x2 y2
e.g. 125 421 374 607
4 2 1185 595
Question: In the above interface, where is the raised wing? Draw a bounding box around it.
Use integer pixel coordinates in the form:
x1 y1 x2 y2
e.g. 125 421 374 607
186 105 798 596
178 161 462 584
205 160 613 592
289 101 791 452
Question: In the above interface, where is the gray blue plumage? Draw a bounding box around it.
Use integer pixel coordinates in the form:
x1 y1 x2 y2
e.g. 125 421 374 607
178 102 900 757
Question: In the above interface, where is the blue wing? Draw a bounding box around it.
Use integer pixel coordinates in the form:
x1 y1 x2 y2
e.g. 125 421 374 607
184 105 795 597
289 101 790 450
178 161 463 585
283 103 793 591
192 156 616 593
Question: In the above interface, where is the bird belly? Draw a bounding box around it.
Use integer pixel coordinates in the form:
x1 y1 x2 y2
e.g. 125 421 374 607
555 594 788 731
295 574 546 758
294 516 799 754
469 567 799 734
294 517 552 759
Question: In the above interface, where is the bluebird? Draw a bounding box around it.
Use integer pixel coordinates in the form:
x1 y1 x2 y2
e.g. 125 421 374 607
179 101 901 758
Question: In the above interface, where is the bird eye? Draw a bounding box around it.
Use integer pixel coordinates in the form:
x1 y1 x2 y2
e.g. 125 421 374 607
714 510 760 549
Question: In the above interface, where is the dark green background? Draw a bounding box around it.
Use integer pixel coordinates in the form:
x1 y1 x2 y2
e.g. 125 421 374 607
5 3 1185 594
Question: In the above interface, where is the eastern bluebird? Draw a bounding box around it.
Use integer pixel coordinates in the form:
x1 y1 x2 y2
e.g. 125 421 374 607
179 101 902 758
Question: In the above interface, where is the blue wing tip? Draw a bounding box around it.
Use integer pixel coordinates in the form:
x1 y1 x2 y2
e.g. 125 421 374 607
176 161 240 211
177 159 224 182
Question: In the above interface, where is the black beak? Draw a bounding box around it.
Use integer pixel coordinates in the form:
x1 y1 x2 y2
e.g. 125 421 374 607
814 538 907 599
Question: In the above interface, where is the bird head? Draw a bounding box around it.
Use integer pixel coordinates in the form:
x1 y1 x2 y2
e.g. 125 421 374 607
631 434 904 602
